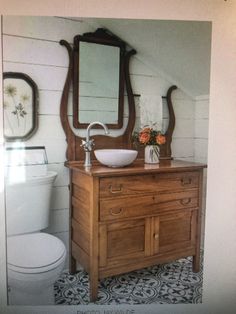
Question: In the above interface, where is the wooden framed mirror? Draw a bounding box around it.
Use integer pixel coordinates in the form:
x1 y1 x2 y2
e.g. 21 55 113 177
59 28 176 162
73 28 126 129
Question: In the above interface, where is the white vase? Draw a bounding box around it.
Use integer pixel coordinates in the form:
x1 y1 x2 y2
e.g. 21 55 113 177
144 145 160 164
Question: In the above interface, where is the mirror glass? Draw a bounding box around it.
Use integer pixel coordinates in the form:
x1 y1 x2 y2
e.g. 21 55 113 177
73 29 125 130
78 42 120 125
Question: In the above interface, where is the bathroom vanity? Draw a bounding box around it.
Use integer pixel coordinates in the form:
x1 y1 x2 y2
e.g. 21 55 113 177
59 28 207 301
67 160 205 301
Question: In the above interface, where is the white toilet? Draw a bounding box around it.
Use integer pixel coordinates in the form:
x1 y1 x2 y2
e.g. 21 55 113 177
5 149 66 305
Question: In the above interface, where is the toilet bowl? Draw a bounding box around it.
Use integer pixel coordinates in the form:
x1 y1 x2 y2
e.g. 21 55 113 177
7 232 66 305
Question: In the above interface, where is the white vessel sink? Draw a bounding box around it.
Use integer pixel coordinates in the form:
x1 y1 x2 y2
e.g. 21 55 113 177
94 149 138 167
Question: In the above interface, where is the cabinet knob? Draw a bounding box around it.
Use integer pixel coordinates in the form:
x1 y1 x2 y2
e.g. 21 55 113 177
154 233 159 240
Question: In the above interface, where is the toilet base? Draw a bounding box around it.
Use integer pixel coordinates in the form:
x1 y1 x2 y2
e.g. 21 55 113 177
8 284 55 305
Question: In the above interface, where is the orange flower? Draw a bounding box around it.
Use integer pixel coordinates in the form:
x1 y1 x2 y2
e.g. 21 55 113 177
156 134 166 145
139 131 151 144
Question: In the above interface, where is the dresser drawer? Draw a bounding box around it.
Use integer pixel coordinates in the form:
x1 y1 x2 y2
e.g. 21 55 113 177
99 189 198 221
99 171 199 199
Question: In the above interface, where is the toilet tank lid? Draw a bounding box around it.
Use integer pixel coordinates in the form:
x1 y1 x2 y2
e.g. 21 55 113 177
7 233 66 269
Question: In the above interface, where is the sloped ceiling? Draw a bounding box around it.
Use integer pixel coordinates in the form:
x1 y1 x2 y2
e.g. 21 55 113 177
82 18 212 98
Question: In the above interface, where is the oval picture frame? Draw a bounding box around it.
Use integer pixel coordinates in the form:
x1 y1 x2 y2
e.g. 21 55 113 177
3 72 38 141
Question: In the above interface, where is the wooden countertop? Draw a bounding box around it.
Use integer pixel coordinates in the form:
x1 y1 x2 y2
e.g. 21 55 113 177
66 159 207 177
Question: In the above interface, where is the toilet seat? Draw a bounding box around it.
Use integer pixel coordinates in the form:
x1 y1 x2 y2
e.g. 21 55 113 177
7 232 66 274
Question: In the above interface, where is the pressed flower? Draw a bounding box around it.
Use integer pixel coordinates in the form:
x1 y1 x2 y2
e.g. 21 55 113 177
4 84 17 97
20 93 30 103
12 103 27 118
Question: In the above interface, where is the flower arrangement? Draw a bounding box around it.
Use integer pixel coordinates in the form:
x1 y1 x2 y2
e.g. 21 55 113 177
133 126 166 147
133 125 166 163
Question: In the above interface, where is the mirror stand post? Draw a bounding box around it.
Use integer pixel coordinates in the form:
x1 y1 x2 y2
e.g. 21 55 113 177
159 85 177 160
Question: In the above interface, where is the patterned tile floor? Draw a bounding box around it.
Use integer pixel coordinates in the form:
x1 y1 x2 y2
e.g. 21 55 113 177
54 254 203 305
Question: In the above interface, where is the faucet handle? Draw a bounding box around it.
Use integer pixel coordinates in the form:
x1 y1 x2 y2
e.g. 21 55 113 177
81 139 94 152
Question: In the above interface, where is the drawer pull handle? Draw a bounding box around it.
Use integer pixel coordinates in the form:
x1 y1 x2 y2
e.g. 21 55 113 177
154 233 159 240
109 184 123 194
110 208 123 216
180 198 191 205
181 177 192 186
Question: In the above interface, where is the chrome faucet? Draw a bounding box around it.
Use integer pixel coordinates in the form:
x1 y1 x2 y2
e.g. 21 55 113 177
81 121 109 167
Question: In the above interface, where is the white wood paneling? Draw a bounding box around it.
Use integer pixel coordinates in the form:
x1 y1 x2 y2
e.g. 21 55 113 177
3 16 93 43
195 118 209 139
3 35 68 67
173 99 195 119
39 90 71 115
20 138 67 163
131 57 172 91
195 99 209 119
48 163 69 187
25 115 66 140
132 73 170 96
172 138 194 158
45 208 69 233
172 88 191 100
3 61 68 91
194 139 208 162
51 186 70 210
131 57 157 76
173 118 194 138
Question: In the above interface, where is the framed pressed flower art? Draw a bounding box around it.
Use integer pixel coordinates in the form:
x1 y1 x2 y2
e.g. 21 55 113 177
3 72 38 141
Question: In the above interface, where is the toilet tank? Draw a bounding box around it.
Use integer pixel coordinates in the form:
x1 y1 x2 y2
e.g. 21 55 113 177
4 147 57 236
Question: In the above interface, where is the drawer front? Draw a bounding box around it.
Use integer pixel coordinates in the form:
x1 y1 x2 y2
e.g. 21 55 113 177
99 171 199 199
100 189 198 221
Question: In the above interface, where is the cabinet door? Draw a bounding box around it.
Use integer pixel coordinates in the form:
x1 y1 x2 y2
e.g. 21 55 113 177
152 210 197 255
99 218 152 268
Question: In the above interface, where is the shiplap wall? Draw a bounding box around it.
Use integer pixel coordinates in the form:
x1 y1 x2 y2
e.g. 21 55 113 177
2 16 203 269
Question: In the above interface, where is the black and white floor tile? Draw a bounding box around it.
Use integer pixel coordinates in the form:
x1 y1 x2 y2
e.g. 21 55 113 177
54 254 203 305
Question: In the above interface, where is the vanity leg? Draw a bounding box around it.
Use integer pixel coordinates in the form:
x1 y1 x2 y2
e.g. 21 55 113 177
192 254 200 272
90 275 98 302
193 231 201 272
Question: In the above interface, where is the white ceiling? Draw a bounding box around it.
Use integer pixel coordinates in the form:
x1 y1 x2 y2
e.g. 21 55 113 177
82 18 212 98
